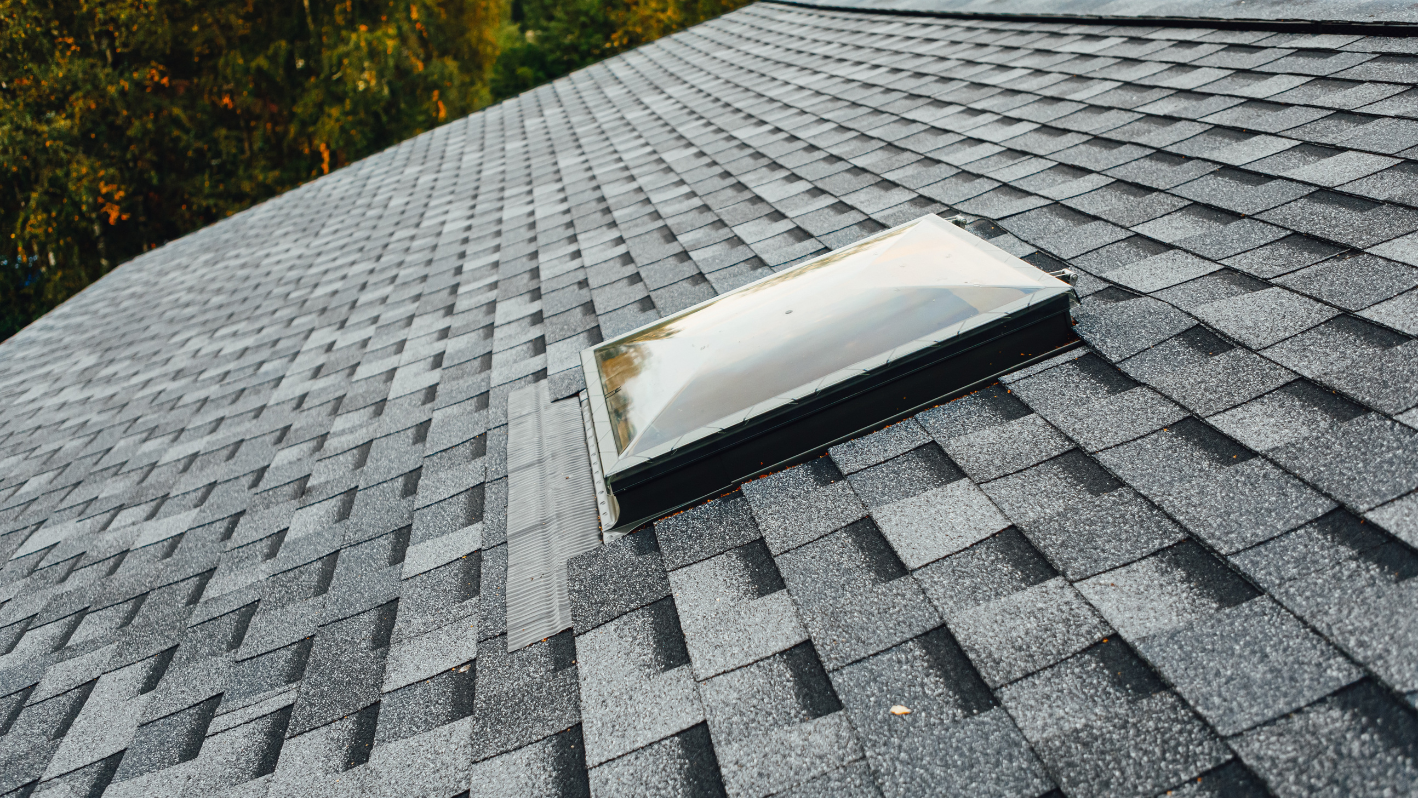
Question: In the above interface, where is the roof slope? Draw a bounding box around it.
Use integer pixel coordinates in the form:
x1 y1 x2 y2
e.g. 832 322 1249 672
2 3 1418 796
777 0 1418 27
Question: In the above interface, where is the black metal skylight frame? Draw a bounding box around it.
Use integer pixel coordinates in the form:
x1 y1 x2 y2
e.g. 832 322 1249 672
581 214 1078 532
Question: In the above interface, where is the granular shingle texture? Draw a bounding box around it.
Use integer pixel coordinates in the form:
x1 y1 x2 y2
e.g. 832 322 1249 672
1 3 1418 796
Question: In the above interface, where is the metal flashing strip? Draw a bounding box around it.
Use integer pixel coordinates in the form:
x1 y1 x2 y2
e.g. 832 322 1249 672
579 392 619 539
505 382 602 651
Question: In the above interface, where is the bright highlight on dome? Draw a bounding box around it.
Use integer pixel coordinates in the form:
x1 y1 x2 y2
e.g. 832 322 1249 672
582 214 1077 531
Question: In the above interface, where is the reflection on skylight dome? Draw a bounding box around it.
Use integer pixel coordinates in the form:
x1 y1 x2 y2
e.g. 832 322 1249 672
594 214 1060 457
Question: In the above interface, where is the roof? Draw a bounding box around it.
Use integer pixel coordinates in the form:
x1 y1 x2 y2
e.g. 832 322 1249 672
777 0 1418 28
1 3 1417 796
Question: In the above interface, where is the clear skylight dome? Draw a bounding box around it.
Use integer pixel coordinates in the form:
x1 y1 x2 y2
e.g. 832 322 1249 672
582 214 1076 531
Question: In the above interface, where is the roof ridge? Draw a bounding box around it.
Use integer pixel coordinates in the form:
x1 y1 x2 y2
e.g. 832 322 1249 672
768 0 1418 36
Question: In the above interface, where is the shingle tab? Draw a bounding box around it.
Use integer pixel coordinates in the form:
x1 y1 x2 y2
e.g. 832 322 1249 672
1079 542 1359 733
777 519 938 670
999 639 1230 798
576 597 702 766
668 539 805 679
1272 540 1418 695
1271 413 1418 512
830 627 1051 798
1233 681 1418 798
699 642 863 798
741 458 866 555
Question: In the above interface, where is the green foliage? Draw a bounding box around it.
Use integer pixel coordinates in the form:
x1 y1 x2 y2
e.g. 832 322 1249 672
0 0 748 342
0 0 499 340
490 0 752 101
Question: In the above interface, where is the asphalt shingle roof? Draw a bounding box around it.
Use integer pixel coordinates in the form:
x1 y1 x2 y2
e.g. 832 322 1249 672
2 3 1418 796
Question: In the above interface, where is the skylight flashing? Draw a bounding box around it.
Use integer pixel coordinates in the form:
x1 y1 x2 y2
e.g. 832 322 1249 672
581 213 1078 532
579 392 617 540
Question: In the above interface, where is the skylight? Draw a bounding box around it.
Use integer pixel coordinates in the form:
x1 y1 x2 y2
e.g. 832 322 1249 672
581 214 1077 531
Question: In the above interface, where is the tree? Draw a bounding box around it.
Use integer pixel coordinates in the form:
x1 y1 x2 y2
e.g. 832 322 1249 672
0 0 499 341
490 0 750 101
0 0 748 342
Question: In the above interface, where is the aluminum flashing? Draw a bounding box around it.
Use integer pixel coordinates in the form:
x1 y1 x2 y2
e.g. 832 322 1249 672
580 393 619 542
505 382 603 650
582 214 1076 530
